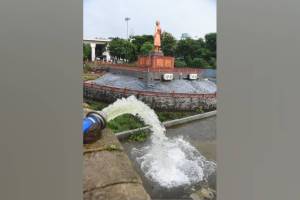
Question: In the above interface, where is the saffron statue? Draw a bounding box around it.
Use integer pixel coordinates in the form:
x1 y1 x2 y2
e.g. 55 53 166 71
137 20 175 69
154 21 162 52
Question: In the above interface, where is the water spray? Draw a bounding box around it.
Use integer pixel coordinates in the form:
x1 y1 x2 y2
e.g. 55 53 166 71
82 111 107 135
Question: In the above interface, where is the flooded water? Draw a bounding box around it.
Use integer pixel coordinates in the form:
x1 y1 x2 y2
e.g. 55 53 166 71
121 117 217 199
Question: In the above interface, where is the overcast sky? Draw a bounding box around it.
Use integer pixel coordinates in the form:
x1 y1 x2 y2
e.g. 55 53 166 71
84 0 216 39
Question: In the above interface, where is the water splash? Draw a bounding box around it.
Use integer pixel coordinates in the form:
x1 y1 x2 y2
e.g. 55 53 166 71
102 95 216 188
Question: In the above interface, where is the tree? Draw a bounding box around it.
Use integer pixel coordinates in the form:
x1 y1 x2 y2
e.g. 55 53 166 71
131 35 153 55
108 38 137 63
174 58 187 67
176 38 192 59
204 33 216 68
190 58 209 68
208 57 216 69
161 32 177 56
108 38 125 60
176 38 203 61
83 43 91 61
175 34 216 68
123 40 137 62
204 33 216 54
140 42 154 55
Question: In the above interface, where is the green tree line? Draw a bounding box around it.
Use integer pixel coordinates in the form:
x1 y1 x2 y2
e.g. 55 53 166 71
84 32 216 69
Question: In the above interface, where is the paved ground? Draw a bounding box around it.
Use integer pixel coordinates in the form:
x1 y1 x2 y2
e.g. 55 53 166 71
92 73 217 93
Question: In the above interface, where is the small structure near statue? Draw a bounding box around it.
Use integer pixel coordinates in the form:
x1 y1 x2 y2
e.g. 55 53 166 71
137 52 175 71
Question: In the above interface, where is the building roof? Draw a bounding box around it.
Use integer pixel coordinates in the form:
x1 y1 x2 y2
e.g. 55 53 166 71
83 37 111 43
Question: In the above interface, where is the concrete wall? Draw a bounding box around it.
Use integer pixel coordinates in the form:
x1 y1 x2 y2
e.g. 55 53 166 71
84 84 216 111
84 128 151 200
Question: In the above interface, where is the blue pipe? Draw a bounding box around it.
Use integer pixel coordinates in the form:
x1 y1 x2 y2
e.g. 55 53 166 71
82 111 106 135
83 117 95 134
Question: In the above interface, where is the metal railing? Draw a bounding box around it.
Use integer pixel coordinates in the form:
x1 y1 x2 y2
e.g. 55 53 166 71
93 62 203 74
84 82 216 99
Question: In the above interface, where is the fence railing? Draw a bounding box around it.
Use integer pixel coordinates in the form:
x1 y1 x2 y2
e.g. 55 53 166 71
93 62 203 74
84 82 216 99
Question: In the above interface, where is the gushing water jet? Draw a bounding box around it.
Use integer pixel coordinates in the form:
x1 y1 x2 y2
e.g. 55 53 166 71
82 95 216 188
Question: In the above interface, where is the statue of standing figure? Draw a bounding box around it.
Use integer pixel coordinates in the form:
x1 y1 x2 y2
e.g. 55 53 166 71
154 20 162 52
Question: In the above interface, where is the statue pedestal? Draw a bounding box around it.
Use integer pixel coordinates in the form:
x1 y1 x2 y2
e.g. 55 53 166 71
148 50 164 56
138 51 175 69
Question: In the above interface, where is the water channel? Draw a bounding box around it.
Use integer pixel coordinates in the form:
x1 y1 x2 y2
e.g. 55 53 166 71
121 116 216 199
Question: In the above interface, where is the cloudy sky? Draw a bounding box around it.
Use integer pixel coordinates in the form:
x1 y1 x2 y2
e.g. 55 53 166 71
84 0 216 39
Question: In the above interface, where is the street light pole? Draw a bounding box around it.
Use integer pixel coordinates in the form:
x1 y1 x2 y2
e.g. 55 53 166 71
125 17 130 39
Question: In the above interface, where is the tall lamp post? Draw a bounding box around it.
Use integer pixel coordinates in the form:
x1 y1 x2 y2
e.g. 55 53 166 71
125 17 130 39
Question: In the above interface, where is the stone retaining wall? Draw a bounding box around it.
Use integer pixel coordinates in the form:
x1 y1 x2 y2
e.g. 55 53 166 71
83 83 216 111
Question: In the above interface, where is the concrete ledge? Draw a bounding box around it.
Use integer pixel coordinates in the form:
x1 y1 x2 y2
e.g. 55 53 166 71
163 110 216 128
84 129 151 200
116 111 217 140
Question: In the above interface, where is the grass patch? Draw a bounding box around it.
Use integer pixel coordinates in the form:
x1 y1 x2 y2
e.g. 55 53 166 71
157 108 203 122
128 130 149 142
83 63 93 73
84 99 109 111
83 73 99 81
107 114 145 133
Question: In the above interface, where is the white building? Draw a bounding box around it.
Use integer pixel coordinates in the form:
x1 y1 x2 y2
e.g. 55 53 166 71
83 37 111 62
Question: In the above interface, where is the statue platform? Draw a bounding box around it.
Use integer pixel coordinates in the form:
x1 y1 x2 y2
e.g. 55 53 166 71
137 51 175 69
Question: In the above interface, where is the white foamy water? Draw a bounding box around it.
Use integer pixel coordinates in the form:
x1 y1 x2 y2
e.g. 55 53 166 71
102 95 216 188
